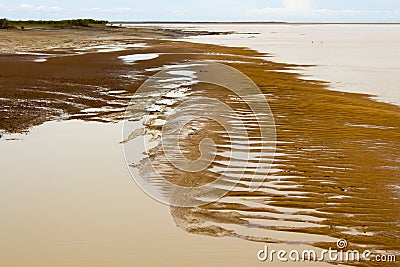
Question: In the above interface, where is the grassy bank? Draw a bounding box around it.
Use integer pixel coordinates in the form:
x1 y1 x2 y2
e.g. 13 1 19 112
0 18 108 29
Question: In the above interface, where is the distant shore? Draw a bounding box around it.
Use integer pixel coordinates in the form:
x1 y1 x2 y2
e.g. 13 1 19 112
113 21 400 25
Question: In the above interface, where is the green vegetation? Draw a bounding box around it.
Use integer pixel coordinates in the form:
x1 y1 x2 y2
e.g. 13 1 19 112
0 18 108 29
0 18 11 29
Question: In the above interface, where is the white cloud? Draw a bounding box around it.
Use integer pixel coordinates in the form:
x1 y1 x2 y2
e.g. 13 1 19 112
18 4 62 12
249 0 315 16
283 0 313 11
83 7 136 13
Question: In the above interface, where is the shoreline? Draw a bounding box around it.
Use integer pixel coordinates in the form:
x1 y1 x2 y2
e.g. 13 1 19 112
0 26 399 261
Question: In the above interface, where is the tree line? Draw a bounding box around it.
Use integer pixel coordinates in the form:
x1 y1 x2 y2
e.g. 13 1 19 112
0 19 109 29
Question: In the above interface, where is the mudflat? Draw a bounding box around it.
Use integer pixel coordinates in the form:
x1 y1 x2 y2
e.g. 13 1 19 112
0 26 399 264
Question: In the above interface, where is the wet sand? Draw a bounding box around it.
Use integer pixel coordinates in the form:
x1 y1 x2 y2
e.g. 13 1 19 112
0 26 399 266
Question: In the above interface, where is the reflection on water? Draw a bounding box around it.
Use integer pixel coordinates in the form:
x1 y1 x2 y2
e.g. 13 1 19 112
118 53 160 63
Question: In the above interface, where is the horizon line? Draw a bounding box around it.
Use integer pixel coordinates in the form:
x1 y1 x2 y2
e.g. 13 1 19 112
110 21 400 25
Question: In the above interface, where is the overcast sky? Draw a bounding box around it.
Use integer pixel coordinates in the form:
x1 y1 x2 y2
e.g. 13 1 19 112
1 0 399 22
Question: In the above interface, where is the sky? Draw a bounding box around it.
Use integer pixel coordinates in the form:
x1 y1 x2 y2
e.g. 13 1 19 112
0 0 400 22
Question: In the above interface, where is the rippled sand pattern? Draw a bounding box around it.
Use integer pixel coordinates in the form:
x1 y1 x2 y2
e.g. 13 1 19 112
118 50 400 266
169 64 400 264
126 59 400 263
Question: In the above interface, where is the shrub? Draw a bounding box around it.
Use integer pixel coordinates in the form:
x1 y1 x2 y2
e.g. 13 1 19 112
0 18 9 29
